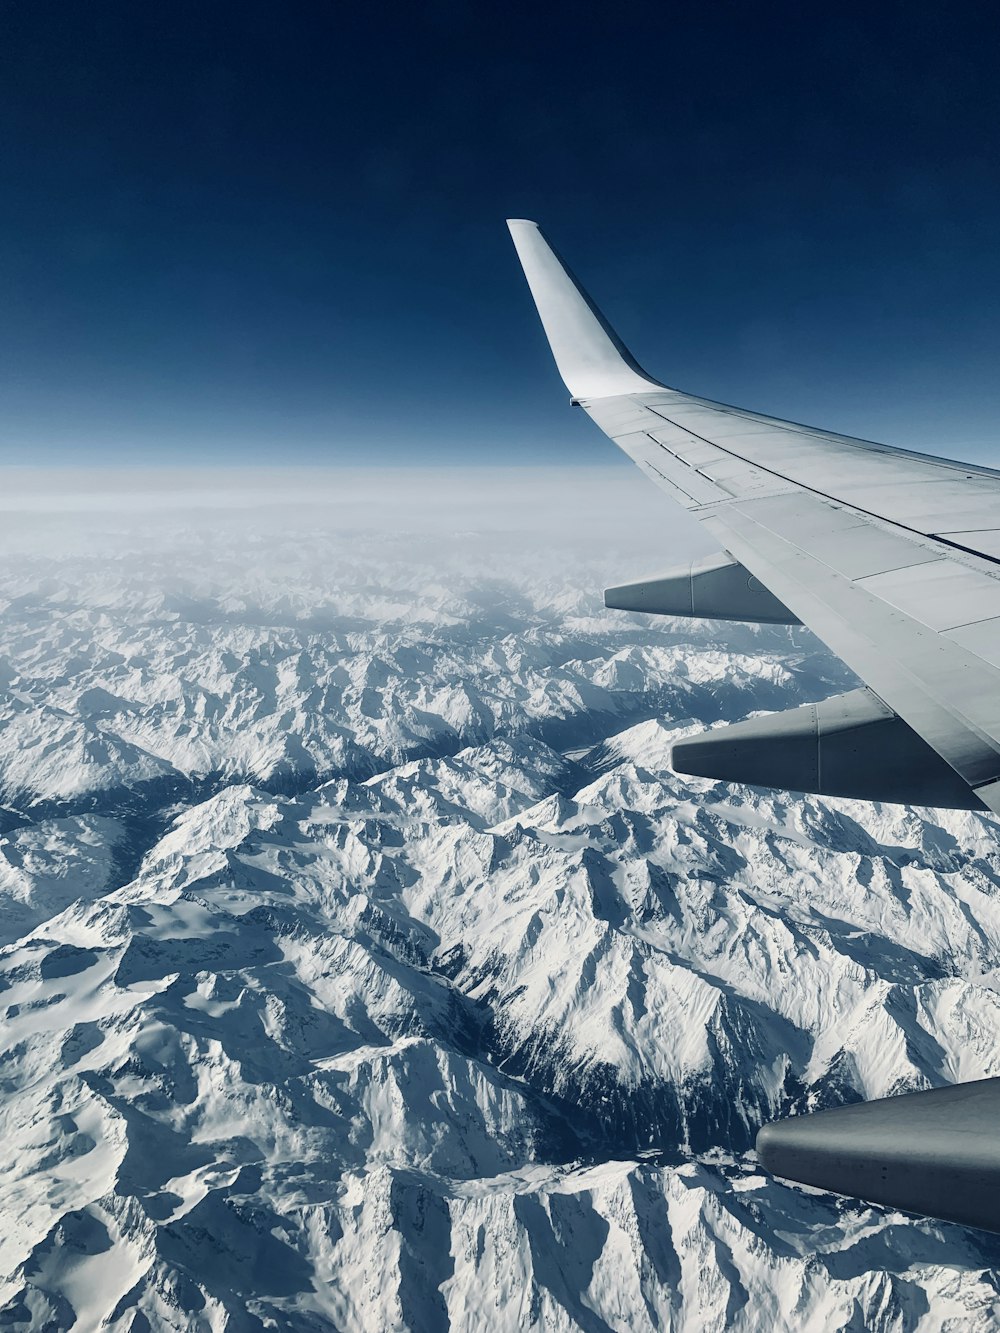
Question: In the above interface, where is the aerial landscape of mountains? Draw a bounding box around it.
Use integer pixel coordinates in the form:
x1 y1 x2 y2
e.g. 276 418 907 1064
1 472 999 1331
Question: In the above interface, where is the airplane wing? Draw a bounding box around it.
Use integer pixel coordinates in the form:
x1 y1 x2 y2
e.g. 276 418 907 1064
508 218 1000 817
508 217 1000 1233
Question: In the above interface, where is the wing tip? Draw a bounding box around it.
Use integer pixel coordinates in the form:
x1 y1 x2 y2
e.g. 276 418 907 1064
505 219 663 398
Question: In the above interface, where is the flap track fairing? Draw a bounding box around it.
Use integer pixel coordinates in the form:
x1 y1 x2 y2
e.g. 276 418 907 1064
758 1077 1000 1233
672 687 986 810
605 553 800 625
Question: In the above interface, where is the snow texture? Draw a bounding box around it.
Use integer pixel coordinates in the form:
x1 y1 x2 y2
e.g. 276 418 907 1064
1 468 1000 1332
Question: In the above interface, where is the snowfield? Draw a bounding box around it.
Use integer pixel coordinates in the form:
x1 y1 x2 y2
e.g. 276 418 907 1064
1 467 1000 1332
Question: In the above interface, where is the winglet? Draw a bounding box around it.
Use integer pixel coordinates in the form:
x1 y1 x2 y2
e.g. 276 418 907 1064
506 219 664 400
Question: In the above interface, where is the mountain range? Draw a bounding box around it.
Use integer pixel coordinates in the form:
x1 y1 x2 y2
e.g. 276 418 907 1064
2 472 999 1331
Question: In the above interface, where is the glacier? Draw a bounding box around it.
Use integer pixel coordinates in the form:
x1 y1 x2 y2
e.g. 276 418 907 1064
1 467 1000 1331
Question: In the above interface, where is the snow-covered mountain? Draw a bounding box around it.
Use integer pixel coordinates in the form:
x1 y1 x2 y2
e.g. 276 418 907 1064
2 469 1000 1331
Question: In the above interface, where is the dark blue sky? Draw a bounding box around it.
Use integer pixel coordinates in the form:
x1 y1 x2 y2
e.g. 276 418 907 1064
4 2 1000 465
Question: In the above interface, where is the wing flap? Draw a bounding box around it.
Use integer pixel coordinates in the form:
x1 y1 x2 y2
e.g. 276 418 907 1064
859 560 1000 632
945 617 1000 669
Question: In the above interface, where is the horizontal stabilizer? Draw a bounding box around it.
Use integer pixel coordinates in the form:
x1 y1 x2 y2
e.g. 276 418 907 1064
605 553 799 624
757 1078 1000 1233
672 688 985 809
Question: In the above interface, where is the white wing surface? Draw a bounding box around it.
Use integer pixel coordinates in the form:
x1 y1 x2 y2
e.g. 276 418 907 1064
508 218 1000 816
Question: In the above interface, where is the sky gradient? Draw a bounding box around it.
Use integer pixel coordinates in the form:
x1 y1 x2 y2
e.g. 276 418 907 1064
3 3 1000 465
